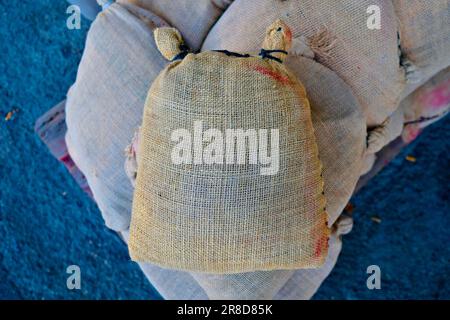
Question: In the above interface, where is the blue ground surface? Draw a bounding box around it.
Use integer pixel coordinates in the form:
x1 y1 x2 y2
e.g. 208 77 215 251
0 0 448 300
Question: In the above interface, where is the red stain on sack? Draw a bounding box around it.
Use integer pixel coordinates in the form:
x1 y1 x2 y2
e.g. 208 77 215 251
285 27 292 44
314 234 328 258
420 79 450 110
253 65 292 85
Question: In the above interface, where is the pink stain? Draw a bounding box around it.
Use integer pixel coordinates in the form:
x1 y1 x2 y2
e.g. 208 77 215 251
252 65 292 85
420 79 450 111
402 125 422 144
285 28 292 44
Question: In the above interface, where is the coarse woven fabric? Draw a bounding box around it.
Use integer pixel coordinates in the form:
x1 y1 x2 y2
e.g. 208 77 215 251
124 55 364 296
124 57 366 226
394 0 450 98
202 0 405 127
129 22 330 273
65 2 169 231
401 66 450 144
191 212 349 300
125 53 366 230
120 0 233 51
285 56 366 225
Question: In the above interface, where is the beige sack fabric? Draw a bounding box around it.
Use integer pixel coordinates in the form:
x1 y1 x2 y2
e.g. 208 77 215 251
120 0 233 51
65 2 169 231
125 56 366 226
366 108 405 155
129 21 330 273
286 57 366 225
202 0 405 127
275 214 353 300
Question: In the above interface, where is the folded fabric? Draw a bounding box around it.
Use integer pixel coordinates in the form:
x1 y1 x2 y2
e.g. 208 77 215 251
35 101 93 197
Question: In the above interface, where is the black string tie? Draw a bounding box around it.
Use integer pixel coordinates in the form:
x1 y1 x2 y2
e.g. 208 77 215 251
213 50 251 58
259 49 288 64
171 43 190 61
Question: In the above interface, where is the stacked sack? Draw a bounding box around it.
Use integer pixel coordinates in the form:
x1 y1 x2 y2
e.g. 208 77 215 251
202 0 406 127
66 1 232 230
65 0 450 299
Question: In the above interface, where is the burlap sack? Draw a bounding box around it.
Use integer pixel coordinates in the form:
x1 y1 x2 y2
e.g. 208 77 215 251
125 55 366 228
360 0 450 167
120 0 233 51
394 0 450 98
65 2 170 231
129 21 330 273
66 1 366 293
202 0 406 127
125 52 365 296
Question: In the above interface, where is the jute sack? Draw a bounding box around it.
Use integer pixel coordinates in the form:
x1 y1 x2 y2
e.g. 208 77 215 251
120 0 233 51
125 53 365 296
202 0 406 127
65 2 170 231
394 0 450 98
129 21 330 273
125 54 366 234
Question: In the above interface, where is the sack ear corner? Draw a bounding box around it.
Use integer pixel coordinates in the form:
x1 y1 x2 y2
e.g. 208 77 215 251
154 27 187 61
262 20 292 50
